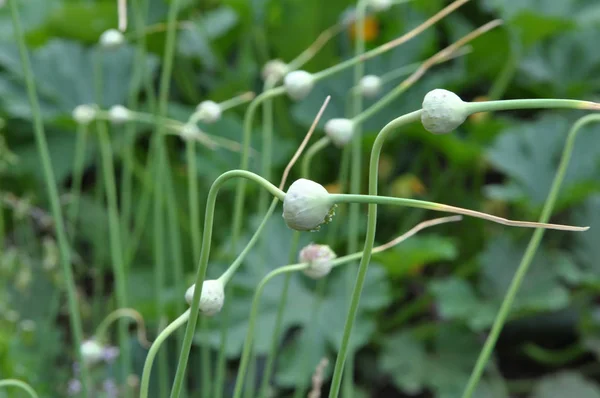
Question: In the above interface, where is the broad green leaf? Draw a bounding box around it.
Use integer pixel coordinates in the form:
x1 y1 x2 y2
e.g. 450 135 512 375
572 195 600 279
531 372 600 398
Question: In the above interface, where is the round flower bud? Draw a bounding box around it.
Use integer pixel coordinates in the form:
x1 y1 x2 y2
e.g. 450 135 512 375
196 100 222 124
299 243 337 279
421 89 468 134
80 339 104 366
284 70 315 101
359 75 382 98
324 118 354 147
185 279 225 316
283 178 335 232
262 59 288 82
368 0 393 11
72 104 97 125
108 105 130 124
99 29 125 49
180 123 201 141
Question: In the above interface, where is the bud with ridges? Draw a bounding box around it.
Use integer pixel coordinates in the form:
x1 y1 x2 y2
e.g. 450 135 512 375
108 105 130 124
283 178 335 231
324 118 354 147
299 243 337 279
72 104 97 125
185 279 225 316
196 100 222 124
262 59 288 82
359 75 382 98
368 0 393 12
284 70 315 101
421 89 468 134
99 29 125 49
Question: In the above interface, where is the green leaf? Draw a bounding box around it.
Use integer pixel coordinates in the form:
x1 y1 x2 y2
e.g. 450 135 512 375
485 114 600 208
531 372 600 398
572 195 600 278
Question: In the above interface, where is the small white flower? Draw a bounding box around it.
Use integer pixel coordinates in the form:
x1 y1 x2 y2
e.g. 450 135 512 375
80 339 105 366
283 178 334 232
72 104 97 125
324 118 354 147
108 105 130 124
421 89 468 134
99 29 125 49
299 244 337 279
196 100 222 124
262 59 288 82
284 70 315 101
368 0 393 12
185 279 225 316
359 75 382 98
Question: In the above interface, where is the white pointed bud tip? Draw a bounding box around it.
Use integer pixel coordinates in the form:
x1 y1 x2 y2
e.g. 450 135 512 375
72 104 97 125
283 178 335 232
108 105 130 124
196 100 222 124
262 59 288 82
185 279 225 316
99 29 125 49
284 70 315 101
324 118 354 147
299 243 337 279
421 89 468 134
359 75 382 98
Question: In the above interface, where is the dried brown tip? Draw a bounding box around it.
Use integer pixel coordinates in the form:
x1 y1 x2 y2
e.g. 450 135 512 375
308 357 329 398
579 101 600 111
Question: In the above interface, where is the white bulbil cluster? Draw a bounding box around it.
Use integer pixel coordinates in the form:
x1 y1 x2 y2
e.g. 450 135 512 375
283 178 334 232
108 105 130 124
99 29 125 49
421 89 468 134
185 279 225 316
262 59 288 82
196 100 222 124
72 104 97 125
324 118 355 147
359 75 382 98
284 70 315 101
80 339 119 366
299 243 337 279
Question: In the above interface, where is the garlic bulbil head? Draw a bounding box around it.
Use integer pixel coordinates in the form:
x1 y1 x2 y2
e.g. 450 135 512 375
72 104 97 125
80 339 105 366
284 70 315 101
368 0 393 12
108 105 130 124
180 123 201 141
185 279 225 316
196 100 222 124
324 118 355 147
262 59 288 82
99 29 125 49
299 243 337 279
359 75 382 98
421 89 468 134
283 178 335 231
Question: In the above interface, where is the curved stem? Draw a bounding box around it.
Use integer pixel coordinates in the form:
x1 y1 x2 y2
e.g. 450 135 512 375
461 114 600 398
301 137 331 179
140 310 190 398
330 193 587 231
466 98 600 114
169 170 284 398
7 1 91 394
94 308 150 348
230 87 287 252
0 379 39 398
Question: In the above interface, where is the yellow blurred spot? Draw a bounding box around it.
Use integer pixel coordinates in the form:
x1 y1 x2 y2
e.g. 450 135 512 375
378 154 394 181
469 95 490 123
391 174 426 198
349 16 379 42
325 182 342 194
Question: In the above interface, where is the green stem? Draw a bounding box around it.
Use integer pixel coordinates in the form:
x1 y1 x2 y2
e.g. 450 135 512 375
140 310 191 398
213 294 230 398
96 120 131 388
68 123 89 237
230 87 286 252
7 2 90 394
258 77 279 231
466 98 600 114
256 231 301 398
523 342 587 366
94 308 142 343
0 379 39 398
301 137 331 179
460 114 600 398
170 170 284 398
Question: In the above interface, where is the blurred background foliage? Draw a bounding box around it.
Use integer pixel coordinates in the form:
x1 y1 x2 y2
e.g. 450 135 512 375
1 0 600 397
